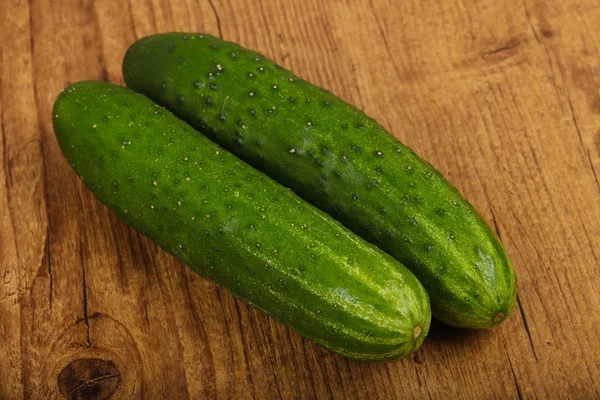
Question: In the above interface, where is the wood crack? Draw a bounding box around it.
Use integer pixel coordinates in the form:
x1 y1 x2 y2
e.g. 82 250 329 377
0 46 10 190
26 0 55 318
586 150 600 195
207 0 223 39
490 208 501 240
564 85 587 151
501 335 524 399
66 373 121 396
509 361 523 400
426 387 434 400
522 0 541 45
28 0 35 61
39 140 53 311
80 238 92 347
481 182 502 240
353 72 367 111
143 299 150 327
45 232 53 311
483 39 521 56
10 139 42 162
1 117 12 186
476 174 540 363
475 166 503 241
516 293 538 361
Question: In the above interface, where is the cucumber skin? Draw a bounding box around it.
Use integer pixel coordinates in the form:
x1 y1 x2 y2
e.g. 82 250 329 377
52 81 431 361
123 33 517 328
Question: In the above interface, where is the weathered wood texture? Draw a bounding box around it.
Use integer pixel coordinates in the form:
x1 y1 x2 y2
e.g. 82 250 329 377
1 0 599 398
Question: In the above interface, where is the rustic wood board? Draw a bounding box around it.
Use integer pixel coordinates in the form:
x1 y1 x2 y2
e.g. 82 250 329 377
1 0 599 398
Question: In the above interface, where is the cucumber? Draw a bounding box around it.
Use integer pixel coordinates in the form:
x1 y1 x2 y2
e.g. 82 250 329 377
52 81 430 361
122 33 516 328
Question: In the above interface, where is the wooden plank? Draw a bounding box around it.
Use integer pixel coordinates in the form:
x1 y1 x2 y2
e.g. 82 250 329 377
0 0 598 398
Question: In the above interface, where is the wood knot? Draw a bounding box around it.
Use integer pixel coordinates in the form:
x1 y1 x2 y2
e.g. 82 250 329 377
58 358 121 399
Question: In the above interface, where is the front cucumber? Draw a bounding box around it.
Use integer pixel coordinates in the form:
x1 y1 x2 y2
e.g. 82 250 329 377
123 33 517 328
52 81 431 361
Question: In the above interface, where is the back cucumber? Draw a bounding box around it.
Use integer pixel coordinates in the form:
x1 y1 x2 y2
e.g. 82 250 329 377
52 81 430 361
123 33 516 328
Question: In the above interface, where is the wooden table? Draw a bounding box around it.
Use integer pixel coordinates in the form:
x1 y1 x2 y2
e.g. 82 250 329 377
1 0 599 398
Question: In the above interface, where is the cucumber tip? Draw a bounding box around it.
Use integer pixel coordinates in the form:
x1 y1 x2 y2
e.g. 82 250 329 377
493 312 505 324
413 326 422 340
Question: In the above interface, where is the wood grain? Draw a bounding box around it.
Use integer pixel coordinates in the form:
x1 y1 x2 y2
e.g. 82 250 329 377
1 0 599 398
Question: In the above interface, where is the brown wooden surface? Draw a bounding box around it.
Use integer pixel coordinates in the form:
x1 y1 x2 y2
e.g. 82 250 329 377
1 0 599 398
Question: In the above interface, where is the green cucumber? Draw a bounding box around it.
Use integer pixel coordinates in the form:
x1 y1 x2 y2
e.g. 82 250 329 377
52 81 430 361
122 33 516 328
